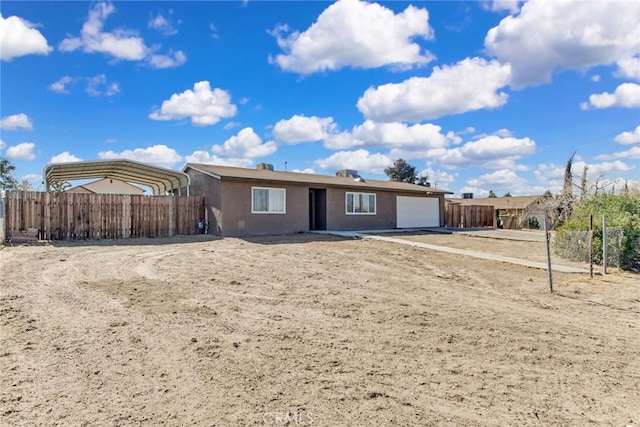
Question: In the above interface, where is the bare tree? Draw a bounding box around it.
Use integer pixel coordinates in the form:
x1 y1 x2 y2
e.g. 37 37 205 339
580 165 588 200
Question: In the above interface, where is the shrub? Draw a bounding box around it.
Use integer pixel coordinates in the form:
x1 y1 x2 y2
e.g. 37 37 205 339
554 193 640 272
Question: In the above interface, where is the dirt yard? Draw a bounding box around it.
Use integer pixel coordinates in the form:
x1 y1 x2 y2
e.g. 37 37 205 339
1 233 639 426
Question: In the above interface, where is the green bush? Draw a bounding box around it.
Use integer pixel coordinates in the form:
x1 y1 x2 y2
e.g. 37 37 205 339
554 193 640 272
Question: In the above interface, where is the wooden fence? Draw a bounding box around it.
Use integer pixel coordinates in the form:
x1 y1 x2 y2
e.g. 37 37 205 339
446 204 495 228
4 191 205 241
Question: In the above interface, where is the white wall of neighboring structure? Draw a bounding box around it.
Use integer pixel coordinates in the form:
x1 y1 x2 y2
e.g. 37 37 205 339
69 178 145 195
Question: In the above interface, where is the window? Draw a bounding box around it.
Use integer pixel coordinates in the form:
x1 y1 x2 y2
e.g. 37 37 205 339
252 187 286 214
346 192 376 215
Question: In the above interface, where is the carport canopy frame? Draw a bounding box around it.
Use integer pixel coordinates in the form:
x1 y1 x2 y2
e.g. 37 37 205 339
43 159 190 196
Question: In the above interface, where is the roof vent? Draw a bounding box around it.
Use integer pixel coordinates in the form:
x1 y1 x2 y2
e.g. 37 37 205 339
256 163 274 171
336 169 359 178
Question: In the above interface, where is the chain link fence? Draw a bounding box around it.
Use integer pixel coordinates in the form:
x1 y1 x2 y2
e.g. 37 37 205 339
553 226 624 268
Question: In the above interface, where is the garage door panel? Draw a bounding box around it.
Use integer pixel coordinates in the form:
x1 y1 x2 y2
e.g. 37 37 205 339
396 196 439 228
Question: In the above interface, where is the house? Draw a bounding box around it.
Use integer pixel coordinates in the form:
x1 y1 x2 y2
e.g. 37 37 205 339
449 195 544 229
182 163 453 236
66 178 146 195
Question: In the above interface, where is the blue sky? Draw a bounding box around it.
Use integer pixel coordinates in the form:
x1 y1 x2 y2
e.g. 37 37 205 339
1 0 639 197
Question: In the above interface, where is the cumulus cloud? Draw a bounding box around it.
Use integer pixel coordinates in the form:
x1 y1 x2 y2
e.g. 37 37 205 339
149 81 237 126
357 57 511 122
272 115 336 144
59 2 186 69
0 13 52 61
48 76 74 93
86 74 120 96
98 144 183 167
352 120 453 150
0 113 33 131
580 83 640 110
485 0 640 88
466 169 525 188
6 142 36 160
314 149 391 174
434 134 536 169
270 0 434 74
50 152 82 163
615 56 640 81
184 150 252 168
212 127 277 159
614 126 640 145
0 139 5 150
292 168 316 174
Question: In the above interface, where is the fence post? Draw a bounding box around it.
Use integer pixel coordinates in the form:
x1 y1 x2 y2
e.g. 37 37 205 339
589 214 593 278
544 217 553 294
602 215 607 275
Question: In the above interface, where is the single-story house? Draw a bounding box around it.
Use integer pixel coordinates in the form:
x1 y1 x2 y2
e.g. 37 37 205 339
66 178 146 195
182 163 453 236
449 195 544 229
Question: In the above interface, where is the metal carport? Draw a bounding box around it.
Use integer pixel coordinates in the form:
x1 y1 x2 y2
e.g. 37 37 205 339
43 159 190 195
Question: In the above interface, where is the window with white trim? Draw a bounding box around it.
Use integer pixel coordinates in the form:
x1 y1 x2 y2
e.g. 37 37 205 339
252 187 286 214
346 192 376 215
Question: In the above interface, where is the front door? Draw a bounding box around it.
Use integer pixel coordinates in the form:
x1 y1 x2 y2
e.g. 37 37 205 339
309 189 327 230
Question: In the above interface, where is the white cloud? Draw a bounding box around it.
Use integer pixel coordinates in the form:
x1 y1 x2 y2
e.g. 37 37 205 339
0 13 52 61
596 146 640 161
581 82 640 110
149 81 237 126
0 139 6 150
184 150 252 168
6 142 36 160
615 125 640 145
485 0 640 88
292 168 316 174
435 134 536 169
482 1 522 14
352 120 453 150
86 74 120 97
357 57 511 122
48 76 74 93
148 13 179 36
223 121 241 130
314 149 391 174
272 115 336 144
421 167 457 189
0 113 33 131
615 56 640 81
98 144 183 167
59 2 186 69
212 127 276 159
270 0 434 74
466 169 525 187
147 50 187 69
323 132 364 150
21 173 42 183
50 152 82 163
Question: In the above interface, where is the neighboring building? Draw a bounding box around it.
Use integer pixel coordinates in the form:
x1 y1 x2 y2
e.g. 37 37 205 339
67 178 145 195
183 164 453 236
448 195 544 229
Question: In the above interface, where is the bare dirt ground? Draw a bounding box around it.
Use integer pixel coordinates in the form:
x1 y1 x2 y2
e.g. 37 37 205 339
1 233 639 426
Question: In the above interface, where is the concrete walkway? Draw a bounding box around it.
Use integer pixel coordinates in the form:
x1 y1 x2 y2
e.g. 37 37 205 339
316 230 588 274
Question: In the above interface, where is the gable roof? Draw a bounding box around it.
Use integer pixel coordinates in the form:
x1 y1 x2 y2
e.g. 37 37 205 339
450 195 541 209
43 159 190 195
184 163 453 195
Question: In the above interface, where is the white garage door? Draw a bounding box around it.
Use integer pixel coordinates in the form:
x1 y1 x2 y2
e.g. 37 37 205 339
396 196 440 228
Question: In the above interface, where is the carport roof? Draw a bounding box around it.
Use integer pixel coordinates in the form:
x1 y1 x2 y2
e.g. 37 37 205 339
43 159 190 195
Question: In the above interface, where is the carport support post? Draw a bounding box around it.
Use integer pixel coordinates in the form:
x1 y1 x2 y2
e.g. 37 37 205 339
543 217 553 294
